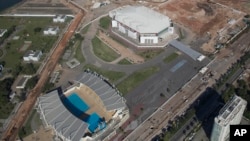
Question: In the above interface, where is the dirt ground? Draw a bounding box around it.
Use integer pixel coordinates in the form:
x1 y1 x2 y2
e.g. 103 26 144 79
158 0 244 53
65 84 113 121
1 11 85 141
98 31 144 64
23 126 54 141
215 0 250 14
159 0 243 35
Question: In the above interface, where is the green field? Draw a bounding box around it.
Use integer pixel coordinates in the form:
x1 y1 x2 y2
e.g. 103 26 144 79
99 16 111 30
81 23 91 34
0 49 3 57
164 52 179 63
84 64 125 83
138 49 164 61
92 36 120 62
118 58 132 65
0 78 15 119
74 40 85 63
0 17 20 29
19 109 42 138
117 66 160 95
0 17 66 75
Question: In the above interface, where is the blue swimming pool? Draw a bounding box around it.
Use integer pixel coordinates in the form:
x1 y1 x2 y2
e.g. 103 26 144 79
62 93 89 117
62 93 106 133
85 112 106 133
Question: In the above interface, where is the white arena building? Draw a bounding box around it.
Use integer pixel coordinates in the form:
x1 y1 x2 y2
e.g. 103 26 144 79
109 5 174 45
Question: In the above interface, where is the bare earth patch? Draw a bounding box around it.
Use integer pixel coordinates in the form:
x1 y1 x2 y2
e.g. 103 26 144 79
158 0 245 53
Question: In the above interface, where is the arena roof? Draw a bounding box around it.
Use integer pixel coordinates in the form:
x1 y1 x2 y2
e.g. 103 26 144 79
109 5 171 34
38 89 88 141
76 72 126 111
38 72 126 140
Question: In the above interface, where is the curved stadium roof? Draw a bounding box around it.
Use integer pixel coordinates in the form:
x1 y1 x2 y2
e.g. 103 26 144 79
37 72 126 141
75 72 126 111
38 89 88 141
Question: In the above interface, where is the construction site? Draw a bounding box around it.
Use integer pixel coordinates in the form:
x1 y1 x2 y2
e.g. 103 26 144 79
158 0 246 53
216 0 250 14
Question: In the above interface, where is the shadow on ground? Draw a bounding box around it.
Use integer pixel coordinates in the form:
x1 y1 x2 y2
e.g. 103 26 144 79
193 87 224 139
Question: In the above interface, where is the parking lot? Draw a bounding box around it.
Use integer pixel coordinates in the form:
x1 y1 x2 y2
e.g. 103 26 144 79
124 46 210 128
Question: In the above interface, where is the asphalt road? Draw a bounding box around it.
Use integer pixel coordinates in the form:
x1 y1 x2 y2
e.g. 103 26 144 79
80 18 210 118
79 8 212 141
70 3 250 141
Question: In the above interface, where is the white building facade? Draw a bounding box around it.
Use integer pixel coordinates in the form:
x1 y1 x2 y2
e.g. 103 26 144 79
109 6 174 45
210 95 247 141
43 27 59 35
23 50 42 62
0 29 7 37
53 15 67 23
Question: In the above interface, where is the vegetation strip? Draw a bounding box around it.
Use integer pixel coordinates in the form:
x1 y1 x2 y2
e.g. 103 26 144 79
83 64 125 83
164 52 179 63
117 66 159 95
118 58 132 65
92 36 120 62
99 16 111 30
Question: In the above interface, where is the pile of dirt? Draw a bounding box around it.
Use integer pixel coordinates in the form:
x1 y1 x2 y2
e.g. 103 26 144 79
196 2 214 16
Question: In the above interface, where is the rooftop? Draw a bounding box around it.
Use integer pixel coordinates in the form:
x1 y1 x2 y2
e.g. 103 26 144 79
0 29 7 33
75 72 126 111
16 75 32 89
109 5 171 34
38 88 89 141
216 95 247 126
24 50 42 58
54 15 66 19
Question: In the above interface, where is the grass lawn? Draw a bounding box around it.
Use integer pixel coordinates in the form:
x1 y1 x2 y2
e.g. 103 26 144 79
81 23 91 34
99 16 111 29
19 109 37 138
118 58 132 65
138 49 164 61
74 40 85 63
164 52 179 63
0 49 3 57
0 101 15 119
84 64 126 83
0 17 66 74
0 78 15 119
92 36 120 62
0 17 20 29
117 66 159 95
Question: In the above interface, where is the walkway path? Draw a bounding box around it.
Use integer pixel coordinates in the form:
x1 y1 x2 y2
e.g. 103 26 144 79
81 19 176 74
98 31 144 64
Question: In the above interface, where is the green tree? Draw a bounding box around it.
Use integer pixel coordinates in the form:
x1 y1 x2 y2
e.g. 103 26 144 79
25 76 39 90
42 82 55 93
33 27 42 33
22 63 36 74
237 79 247 89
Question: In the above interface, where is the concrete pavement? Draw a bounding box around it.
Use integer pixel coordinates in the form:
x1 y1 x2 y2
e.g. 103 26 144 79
123 27 250 141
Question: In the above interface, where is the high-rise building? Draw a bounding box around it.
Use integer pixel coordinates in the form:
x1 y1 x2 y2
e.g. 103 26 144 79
210 95 247 141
